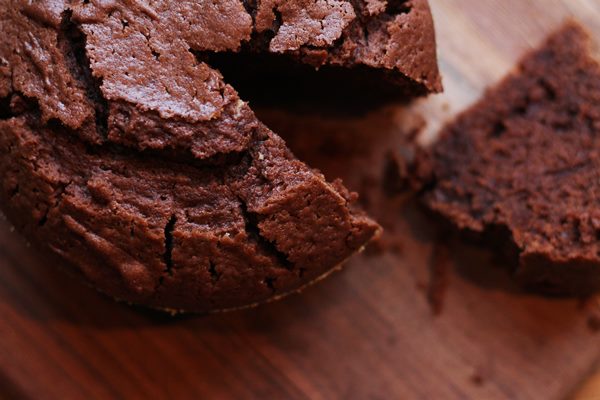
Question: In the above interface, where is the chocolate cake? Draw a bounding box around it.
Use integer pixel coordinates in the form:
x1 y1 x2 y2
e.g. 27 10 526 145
0 0 440 312
202 0 442 110
423 22 600 295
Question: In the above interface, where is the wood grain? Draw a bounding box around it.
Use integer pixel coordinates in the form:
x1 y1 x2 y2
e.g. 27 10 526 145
1 1 600 399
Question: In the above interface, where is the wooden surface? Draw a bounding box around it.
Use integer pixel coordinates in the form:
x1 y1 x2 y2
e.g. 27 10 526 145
1 1 600 399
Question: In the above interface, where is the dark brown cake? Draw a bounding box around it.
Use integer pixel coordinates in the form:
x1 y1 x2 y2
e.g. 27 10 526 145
423 22 600 295
202 0 442 110
0 0 440 312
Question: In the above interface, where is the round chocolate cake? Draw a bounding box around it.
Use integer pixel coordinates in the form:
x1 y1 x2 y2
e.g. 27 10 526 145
0 0 440 312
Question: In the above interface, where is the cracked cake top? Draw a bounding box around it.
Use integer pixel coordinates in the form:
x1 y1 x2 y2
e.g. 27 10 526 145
0 0 440 312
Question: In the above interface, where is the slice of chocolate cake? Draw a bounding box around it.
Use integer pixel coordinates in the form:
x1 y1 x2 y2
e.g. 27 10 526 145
0 0 440 312
424 22 600 295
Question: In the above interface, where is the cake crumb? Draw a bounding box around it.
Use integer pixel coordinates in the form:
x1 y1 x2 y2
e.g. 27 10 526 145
587 315 600 333
469 372 485 387
427 239 451 316
365 235 403 256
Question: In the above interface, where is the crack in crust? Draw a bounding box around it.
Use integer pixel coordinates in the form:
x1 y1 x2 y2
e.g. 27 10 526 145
239 198 294 270
162 214 177 274
58 11 109 141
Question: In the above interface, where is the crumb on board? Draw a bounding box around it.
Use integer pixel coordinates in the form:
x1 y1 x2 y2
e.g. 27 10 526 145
427 239 452 316
587 315 600 333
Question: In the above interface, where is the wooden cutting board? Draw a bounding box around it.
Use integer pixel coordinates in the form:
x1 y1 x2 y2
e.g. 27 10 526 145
1 1 599 399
